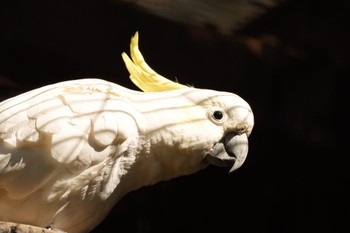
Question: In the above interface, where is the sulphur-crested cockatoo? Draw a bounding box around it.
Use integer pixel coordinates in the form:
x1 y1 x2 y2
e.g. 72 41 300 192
0 32 254 233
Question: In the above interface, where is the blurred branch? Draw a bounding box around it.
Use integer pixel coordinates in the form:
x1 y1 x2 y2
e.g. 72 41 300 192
118 0 283 34
0 221 64 233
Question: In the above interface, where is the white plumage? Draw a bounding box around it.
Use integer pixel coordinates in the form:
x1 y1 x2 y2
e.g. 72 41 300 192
0 33 254 233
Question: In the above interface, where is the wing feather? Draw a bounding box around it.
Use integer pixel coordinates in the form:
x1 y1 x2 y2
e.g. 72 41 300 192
0 79 140 201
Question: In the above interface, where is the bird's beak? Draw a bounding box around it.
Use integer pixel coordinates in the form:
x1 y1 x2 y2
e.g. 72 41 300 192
206 132 249 173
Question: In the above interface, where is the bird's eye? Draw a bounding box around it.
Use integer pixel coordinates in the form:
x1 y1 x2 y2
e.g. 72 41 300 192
213 110 223 120
208 107 226 125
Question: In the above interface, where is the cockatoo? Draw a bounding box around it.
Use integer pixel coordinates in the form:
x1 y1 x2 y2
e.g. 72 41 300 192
0 32 254 233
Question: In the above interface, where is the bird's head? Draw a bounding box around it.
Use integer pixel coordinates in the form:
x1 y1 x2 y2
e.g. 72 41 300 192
188 90 254 173
122 32 254 173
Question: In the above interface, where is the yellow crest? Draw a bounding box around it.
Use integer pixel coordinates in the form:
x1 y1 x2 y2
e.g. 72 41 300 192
122 32 190 92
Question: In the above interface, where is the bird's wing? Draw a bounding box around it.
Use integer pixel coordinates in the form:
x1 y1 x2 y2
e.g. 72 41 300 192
0 79 140 200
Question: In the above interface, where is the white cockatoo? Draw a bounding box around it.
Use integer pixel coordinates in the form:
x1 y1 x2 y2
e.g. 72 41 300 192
0 32 254 233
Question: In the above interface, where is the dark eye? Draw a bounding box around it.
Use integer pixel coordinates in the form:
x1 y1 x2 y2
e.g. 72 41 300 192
213 110 224 120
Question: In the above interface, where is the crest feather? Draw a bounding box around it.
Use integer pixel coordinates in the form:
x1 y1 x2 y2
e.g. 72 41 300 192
121 32 189 92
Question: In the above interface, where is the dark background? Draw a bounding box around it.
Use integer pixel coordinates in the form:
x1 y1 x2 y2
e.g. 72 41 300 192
1 0 349 232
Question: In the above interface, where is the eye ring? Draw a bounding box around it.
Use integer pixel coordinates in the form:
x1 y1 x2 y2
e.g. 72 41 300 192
208 107 226 125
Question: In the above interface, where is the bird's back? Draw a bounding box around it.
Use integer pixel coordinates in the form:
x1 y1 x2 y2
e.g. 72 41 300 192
0 79 142 232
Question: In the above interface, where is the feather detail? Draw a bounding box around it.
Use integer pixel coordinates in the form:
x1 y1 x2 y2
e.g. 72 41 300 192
51 124 88 164
121 32 189 92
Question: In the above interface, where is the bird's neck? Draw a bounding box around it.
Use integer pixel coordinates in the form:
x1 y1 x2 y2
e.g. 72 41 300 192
110 134 208 203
